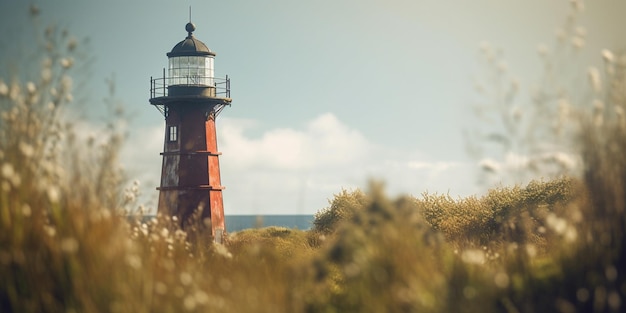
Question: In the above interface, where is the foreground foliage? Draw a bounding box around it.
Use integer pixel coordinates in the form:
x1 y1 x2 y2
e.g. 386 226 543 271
2 4 625 313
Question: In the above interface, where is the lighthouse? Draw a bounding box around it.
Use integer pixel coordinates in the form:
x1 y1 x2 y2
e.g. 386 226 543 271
149 22 231 243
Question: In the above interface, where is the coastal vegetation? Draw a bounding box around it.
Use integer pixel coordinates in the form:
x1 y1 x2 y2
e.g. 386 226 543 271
1 3 625 312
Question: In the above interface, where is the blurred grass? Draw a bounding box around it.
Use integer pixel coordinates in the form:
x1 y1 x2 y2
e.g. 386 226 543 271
1 4 625 313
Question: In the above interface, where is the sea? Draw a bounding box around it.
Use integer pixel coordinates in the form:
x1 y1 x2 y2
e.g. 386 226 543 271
138 215 315 232
226 215 315 232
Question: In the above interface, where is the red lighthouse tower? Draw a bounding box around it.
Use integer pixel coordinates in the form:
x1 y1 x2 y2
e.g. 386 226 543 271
149 22 231 243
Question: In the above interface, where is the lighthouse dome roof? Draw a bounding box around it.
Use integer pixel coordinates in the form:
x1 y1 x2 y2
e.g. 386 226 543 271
167 23 216 57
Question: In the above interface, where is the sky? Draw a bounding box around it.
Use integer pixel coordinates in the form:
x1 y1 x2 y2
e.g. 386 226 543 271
1 0 626 215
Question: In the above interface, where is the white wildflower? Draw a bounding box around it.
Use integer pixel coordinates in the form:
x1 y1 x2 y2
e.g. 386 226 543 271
494 272 510 288
21 204 32 217
126 254 142 269
60 57 73 69
587 67 602 92
570 0 585 12
44 225 56 237
179 272 193 286
461 249 485 265
546 213 567 235
26 82 36 94
575 26 587 37
60 237 79 253
19 142 35 158
602 49 615 63
564 227 577 242
480 158 500 173
0 81 7 96
1 163 15 180
47 186 60 203
183 295 197 311
525 244 537 258
193 290 209 305
214 243 232 259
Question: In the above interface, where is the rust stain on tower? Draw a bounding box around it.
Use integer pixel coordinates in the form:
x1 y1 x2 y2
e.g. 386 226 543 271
149 21 231 243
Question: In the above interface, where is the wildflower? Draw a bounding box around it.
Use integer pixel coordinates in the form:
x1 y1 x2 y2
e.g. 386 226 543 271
0 81 7 96
47 186 60 202
183 295 197 311
193 290 209 305
1 163 15 180
602 49 615 63
60 237 79 253
461 249 485 265
60 58 73 69
479 159 500 173
564 227 577 242
608 292 621 311
44 226 56 237
126 254 142 269
494 272 510 288
587 67 602 92
21 204 32 217
570 0 585 12
180 272 193 286
26 82 36 94
214 243 232 259
545 213 567 234
19 142 35 158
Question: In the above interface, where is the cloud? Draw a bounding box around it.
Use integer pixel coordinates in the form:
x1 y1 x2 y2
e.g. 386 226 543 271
219 113 371 171
121 113 475 215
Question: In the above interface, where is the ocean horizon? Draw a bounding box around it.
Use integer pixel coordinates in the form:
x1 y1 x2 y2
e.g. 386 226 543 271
225 215 315 232
137 214 315 232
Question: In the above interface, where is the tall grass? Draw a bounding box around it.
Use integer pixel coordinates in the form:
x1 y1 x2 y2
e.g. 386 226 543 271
1 4 625 313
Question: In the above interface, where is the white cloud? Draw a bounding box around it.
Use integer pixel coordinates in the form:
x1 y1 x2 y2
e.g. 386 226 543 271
121 113 475 215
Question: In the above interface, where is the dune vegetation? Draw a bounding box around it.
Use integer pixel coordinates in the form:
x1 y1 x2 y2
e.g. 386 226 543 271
1 4 625 313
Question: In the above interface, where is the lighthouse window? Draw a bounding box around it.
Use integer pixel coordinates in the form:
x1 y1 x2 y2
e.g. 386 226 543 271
168 125 178 142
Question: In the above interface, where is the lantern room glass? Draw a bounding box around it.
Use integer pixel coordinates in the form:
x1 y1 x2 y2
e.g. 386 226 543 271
168 56 214 86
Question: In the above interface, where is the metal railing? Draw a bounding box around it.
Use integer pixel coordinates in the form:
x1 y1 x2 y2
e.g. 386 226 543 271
150 69 230 98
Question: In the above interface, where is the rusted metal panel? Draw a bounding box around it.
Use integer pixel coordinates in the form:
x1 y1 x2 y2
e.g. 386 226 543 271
156 99 226 241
